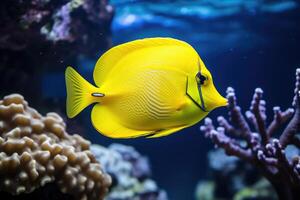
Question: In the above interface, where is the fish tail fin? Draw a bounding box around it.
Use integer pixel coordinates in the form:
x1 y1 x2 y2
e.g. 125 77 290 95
65 66 103 118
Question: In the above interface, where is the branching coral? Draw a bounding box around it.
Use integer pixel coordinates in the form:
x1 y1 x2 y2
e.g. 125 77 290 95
195 148 278 200
0 94 111 200
91 144 168 200
201 68 300 200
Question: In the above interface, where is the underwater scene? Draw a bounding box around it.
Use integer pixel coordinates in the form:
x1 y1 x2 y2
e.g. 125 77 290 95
1 0 300 200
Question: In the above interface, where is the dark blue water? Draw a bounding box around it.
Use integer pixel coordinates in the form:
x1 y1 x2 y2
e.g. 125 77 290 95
42 1 300 199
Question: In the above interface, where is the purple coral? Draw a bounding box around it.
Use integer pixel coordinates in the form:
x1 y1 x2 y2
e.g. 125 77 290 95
201 68 300 200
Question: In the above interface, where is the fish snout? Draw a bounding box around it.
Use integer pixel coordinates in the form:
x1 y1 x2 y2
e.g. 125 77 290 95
203 86 227 111
214 92 227 108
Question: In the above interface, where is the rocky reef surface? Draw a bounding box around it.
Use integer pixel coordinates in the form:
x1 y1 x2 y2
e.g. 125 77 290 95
0 0 113 105
91 144 168 200
195 148 278 200
0 94 111 199
201 68 300 200
0 93 167 200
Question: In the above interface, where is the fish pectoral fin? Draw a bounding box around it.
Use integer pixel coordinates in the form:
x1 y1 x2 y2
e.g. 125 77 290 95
91 104 151 139
146 126 187 138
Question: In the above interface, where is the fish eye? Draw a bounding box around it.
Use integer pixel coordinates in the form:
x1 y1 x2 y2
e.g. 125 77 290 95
196 72 208 85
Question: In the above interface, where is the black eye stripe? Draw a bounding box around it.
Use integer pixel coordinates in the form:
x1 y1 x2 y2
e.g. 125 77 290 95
200 75 207 84
196 72 207 85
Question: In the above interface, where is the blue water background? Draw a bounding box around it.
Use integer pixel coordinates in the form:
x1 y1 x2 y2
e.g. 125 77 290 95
42 1 300 199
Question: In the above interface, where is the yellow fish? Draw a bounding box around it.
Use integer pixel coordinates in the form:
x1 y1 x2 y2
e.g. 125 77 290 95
65 37 227 138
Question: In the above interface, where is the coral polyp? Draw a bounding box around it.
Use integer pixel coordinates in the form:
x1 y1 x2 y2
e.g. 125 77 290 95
0 94 111 200
201 68 300 200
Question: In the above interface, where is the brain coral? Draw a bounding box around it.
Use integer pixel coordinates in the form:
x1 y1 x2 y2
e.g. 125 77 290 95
0 94 111 200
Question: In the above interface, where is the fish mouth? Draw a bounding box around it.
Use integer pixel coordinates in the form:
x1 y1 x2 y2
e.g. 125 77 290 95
201 84 227 111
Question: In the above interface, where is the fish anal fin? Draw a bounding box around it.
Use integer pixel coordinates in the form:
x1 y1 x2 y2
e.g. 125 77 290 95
146 126 186 138
91 104 151 139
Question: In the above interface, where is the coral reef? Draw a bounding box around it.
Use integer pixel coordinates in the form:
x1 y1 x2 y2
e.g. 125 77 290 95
1 182 74 200
0 0 113 104
91 144 168 200
195 149 277 200
201 68 300 200
233 178 277 200
0 94 111 200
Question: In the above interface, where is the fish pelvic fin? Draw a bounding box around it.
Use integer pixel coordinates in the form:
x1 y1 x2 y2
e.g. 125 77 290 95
65 66 103 118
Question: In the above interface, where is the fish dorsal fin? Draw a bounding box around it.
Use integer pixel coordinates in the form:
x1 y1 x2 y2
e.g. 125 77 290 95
93 37 192 86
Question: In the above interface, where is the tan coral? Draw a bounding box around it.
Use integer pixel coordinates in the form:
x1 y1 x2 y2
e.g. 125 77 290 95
0 94 111 200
